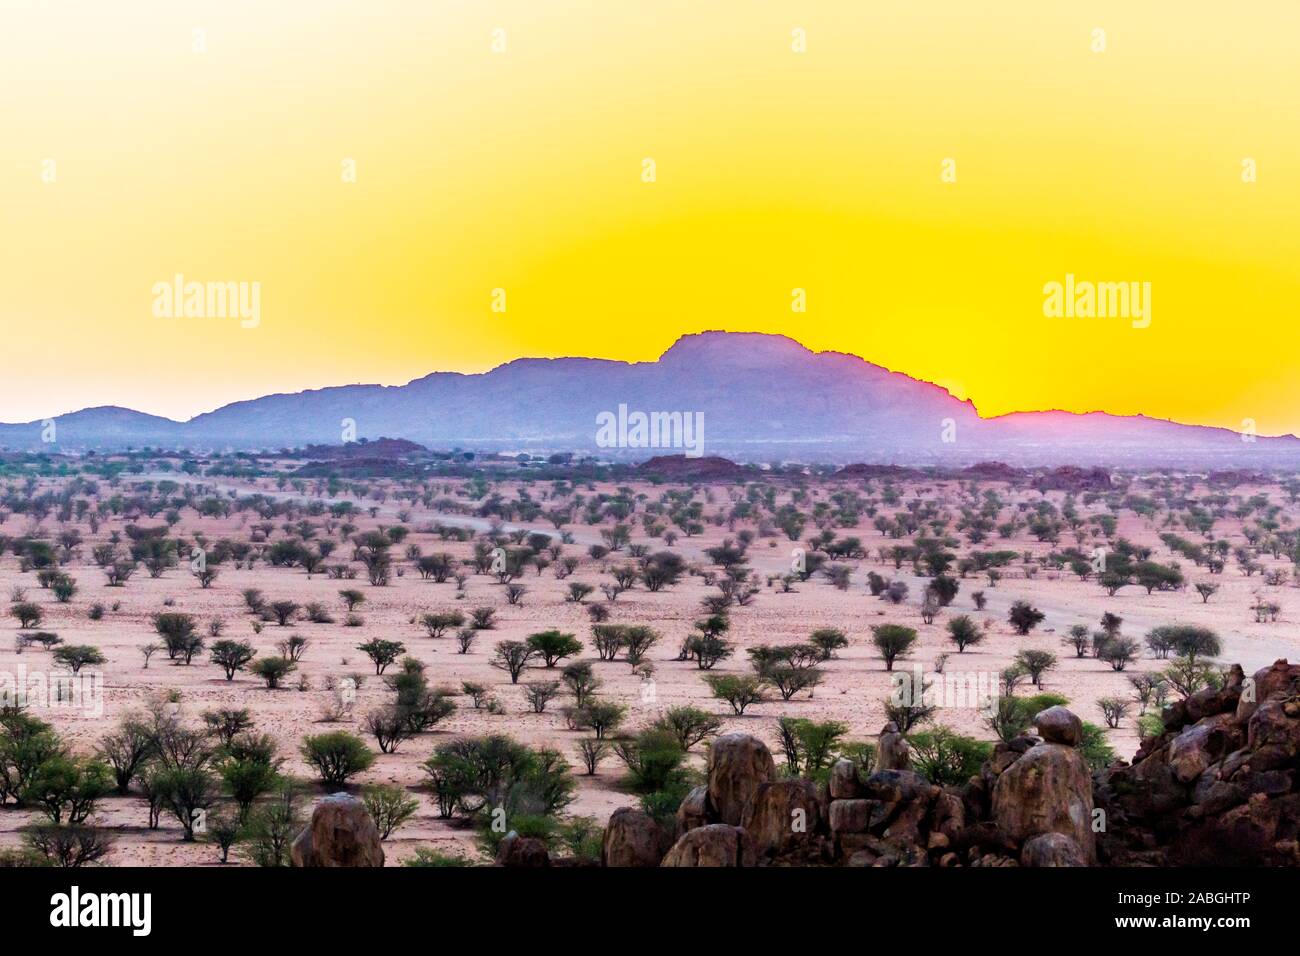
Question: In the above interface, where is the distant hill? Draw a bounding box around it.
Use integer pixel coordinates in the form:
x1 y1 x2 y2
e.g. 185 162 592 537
4 331 1297 466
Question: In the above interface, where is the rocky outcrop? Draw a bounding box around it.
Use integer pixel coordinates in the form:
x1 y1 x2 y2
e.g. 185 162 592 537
739 779 827 862
992 708 1096 864
707 733 776 826
660 825 753 867
290 793 384 867
1096 659 1300 866
602 808 669 867
876 722 912 770
599 661 1300 868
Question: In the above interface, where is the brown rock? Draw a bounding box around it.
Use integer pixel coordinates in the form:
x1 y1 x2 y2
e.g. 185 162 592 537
676 784 711 834
1168 713 1241 784
828 798 873 835
992 741 1096 864
1237 659 1300 722
877 722 911 771
290 792 384 868
707 733 775 826
495 833 550 867
740 779 821 859
1021 832 1086 867
829 758 865 799
660 824 752 867
602 807 668 867
1034 706 1082 747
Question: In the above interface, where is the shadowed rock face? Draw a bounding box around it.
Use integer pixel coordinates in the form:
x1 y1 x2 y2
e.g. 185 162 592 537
660 825 753 868
290 793 384 868
1097 659 1300 866
602 808 670 868
707 733 776 827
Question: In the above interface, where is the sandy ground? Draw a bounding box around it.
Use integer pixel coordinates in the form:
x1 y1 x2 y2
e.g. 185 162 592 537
1 470 1296 865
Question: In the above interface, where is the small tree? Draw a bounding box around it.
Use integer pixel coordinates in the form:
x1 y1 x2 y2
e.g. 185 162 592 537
301 732 375 786
23 824 114 867
269 600 300 626
871 624 918 672
653 706 723 751
362 783 419 839
1099 637 1140 672
524 681 561 713
492 641 536 683
1014 649 1057 688
1008 601 1045 635
209 640 256 681
206 811 242 863
576 738 609 775
9 602 42 629
704 674 767 715
420 611 465 638
1098 696 1131 729
525 630 582 668
250 656 296 689
561 661 602 708
357 639 405 675
577 700 626 739
946 615 984 653
808 628 849 660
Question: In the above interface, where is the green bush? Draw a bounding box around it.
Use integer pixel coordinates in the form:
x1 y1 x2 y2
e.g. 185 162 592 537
300 732 375 786
907 726 992 787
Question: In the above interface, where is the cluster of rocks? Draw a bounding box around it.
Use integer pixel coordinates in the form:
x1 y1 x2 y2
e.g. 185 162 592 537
595 714 1102 868
1096 658 1300 865
293 659 1300 868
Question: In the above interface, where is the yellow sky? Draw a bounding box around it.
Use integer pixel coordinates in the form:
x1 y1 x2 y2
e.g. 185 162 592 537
4 1 1299 434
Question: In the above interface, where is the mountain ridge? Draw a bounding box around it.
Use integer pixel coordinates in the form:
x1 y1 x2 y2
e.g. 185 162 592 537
5 331 1296 465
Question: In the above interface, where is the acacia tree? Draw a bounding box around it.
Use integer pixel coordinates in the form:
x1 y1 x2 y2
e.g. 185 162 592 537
209 640 256 681
492 641 536 683
1008 601 1045 635
1014 649 1057 688
357 639 405 675
946 615 984 653
871 624 918 671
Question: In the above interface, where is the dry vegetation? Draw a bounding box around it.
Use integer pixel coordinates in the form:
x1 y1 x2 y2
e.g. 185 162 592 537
0 450 1297 866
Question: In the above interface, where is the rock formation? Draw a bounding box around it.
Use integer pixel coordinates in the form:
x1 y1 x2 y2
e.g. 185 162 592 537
596 660 1300 868
290 793 384 867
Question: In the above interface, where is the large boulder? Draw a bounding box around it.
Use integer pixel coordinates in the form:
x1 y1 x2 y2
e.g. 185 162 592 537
602 807 669 867
495 833 550 867
992 729 1096 864
290 793 384 867
741 779 822 859
707 734 775 826
1034 706 1082 747
660 824 753 867
1021 832 1086 867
